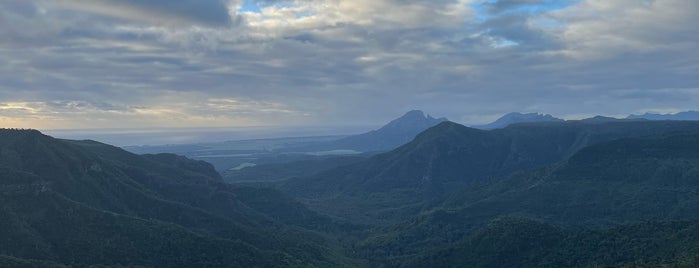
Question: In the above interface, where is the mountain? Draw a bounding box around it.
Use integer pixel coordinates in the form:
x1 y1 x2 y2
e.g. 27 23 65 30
405 218 699 268
219 110 447 182
333 110 447 152
291 110 447 153
442 132 699 225
5 121 699 266
627 110 699 121
358 132 699 266
472 112 563 130
579 115 628 122
123 110 444 174
280 120 699 224
0 129 354 267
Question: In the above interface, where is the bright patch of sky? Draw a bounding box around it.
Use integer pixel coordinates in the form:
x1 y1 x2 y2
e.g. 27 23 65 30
238 0 262 13
471 0 579 21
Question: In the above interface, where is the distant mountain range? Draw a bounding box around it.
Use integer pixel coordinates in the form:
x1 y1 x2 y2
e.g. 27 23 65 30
302 110 447 153
126 110 699 174
472 112 563 130
473 110 699 130
627 110 699 120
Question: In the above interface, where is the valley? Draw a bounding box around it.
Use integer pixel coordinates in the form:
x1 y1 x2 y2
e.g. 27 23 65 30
4 111 699 267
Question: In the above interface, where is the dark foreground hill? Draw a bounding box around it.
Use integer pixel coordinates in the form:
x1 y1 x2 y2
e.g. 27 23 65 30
0 129 353 267
6 124 699 267
405 218 699 268
356 133 699 266
281 120 699 224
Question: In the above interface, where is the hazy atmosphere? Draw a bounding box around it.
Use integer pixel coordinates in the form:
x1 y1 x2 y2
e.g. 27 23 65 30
1 0 697 130
4 2 699 267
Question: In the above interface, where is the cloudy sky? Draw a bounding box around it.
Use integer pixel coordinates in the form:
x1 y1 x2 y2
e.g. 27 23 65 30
1 0 698 130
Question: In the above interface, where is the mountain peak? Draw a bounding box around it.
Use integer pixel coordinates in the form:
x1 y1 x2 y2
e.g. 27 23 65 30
323 110 447 152
578 115 623 123
383 110 447 129
473 112 563 130
403 110 429 118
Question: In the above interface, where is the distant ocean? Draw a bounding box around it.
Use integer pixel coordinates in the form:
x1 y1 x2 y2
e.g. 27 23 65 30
42 125 377 147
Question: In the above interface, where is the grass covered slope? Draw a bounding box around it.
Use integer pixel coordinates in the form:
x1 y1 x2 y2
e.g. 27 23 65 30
0 129 353 267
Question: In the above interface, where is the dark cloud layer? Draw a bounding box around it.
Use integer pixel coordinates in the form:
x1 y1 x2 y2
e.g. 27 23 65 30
0 0 697 129
56 0 233 27
111 0 232 26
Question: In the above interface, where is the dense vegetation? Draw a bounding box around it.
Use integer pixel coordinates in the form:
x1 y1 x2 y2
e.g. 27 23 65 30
405 218 699 268
0 129 354 267
222 156 364 183
5 119 699 267
354 132 699 266
281 120 699 224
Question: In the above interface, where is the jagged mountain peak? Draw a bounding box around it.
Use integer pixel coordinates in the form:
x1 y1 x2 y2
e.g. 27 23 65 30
381 110 446 129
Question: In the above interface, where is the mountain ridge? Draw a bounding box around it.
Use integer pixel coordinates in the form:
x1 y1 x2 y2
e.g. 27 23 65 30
295 110 448 153
627 110 699 121
356 132 699 266
473 112 564 130
281 120 699 224
0 129 354 267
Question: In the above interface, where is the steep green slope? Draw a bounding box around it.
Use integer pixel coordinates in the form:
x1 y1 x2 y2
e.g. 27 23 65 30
281 120 699 224
444 132 699 225
358 133 699 264
405 218 699 268
0 129 353 267
0 255 73 268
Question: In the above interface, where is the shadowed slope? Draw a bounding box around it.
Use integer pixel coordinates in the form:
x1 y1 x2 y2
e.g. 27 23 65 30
0 129 353 267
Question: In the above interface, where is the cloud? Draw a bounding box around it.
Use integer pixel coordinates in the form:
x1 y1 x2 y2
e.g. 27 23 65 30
0 0 697 131
544 0 699 59
0 95 308 129
55 0 234 27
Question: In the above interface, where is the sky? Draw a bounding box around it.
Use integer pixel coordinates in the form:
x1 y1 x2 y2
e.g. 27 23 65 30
0 0 698 130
